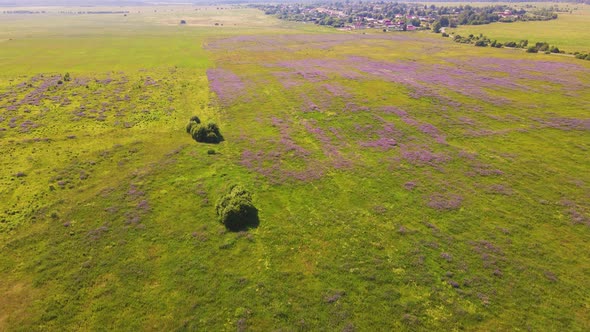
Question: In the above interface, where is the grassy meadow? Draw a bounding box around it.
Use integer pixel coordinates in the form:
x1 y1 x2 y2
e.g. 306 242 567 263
450 3 590 53
1 4 589 331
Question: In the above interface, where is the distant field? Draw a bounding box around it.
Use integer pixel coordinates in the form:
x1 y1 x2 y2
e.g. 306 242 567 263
450 4 590 53
0 5 589 331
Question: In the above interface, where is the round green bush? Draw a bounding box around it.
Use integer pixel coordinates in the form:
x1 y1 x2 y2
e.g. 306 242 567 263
191 124 208 142
186 117 222 143
216 185 257 231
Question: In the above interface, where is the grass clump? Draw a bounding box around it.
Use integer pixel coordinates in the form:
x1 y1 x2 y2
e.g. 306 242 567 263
215 185 258 231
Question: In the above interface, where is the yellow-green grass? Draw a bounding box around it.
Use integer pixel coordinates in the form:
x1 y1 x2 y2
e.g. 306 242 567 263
450 4 590 53
1 5 589 332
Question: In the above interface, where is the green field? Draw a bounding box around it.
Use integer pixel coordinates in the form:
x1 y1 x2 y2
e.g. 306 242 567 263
1 4 589 331
450 4 590 53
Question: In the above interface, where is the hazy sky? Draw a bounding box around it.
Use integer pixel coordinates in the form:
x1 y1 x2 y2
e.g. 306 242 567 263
0 0 213 6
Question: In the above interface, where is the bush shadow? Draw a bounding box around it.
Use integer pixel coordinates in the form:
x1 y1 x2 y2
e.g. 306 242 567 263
204 132 224 144
226 207 259 232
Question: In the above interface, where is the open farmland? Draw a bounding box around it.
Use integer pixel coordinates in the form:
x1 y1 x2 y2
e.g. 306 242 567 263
1 4 589 331
450 4 590 53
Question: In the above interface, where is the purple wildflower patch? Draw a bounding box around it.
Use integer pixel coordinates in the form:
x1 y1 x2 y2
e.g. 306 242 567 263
359 117 403 151
404 181 417 190
468 163 504 177
303 120 351 169
534 117 590 131
207 68 246 105
322 83 352 98
400 144 450 167
470 240 504 270
360 137 397 150
427 192 463 211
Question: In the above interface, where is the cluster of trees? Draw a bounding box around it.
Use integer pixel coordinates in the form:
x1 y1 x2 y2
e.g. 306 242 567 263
57 72 71 85
216 185 258 231
186 116 222 144
574 52 590 60
431 5 556 31
525 42 561 54
255 2 557 30
455 6 510 25
527 8 559 21
504 40 531 48
450 33 568 56
452 34 499 47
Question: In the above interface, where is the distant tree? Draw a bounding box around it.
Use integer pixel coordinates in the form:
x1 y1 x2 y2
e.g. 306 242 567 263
180 20 187 24
432 21 441 33
504 41 517 47
535 42 550 52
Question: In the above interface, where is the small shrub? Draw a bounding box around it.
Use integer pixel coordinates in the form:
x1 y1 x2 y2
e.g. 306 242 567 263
535 42 550 52
526 46 538 53
207 149 216 155
186 116 222 143
186 116 201 133
216 185 258 231
504 41 517 47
